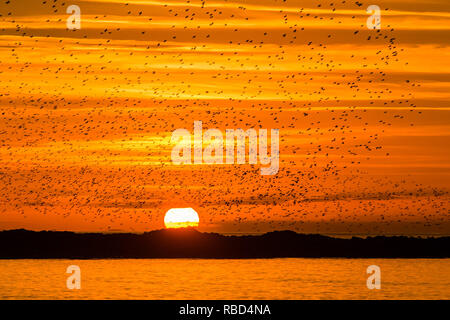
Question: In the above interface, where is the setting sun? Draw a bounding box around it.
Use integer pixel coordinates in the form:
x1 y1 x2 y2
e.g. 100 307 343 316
164 208 200 229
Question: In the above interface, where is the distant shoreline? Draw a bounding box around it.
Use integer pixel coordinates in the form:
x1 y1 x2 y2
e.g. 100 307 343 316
0 228 449 259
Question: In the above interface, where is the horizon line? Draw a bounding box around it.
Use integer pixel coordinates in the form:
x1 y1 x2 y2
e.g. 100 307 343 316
2 228 449 239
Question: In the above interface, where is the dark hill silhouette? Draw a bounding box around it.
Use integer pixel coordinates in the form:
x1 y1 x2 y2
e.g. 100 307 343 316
0 228 448 259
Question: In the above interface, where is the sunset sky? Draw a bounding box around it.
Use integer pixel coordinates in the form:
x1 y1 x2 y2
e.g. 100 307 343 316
0 0 449 235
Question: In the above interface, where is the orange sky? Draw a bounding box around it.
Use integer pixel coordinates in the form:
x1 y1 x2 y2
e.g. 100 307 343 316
0 0 449 235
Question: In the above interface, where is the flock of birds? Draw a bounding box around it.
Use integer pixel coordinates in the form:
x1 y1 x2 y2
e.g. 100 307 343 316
0 0 447 235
